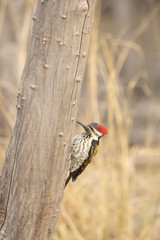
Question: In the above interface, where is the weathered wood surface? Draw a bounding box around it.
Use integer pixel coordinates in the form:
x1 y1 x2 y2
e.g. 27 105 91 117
0 0 97 239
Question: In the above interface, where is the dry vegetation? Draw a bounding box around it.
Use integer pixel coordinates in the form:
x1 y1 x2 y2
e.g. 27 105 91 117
0 1 160 240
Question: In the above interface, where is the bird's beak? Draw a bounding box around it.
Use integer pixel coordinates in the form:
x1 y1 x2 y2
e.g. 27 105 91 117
77 121 89 132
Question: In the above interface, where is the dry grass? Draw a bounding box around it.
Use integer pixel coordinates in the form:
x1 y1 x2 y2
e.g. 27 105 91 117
0 1 160 240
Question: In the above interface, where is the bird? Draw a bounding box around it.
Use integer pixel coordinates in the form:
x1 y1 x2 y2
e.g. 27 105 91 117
65 121 108 187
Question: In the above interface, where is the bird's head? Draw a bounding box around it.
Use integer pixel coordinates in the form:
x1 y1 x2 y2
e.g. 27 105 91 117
77 121 108 138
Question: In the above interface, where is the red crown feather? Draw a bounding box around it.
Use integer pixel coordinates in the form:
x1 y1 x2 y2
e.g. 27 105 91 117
98 125 108 135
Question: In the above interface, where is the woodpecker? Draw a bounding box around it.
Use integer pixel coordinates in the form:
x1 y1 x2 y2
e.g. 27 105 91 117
65 121 108 187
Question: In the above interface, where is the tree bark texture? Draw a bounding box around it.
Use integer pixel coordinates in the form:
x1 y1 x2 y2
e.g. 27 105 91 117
0 0 97 239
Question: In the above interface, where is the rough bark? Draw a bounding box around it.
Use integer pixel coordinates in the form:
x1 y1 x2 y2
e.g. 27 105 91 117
0 0 97 239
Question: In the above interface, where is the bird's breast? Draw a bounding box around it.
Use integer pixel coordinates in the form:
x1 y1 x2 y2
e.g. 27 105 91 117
73 137 92 158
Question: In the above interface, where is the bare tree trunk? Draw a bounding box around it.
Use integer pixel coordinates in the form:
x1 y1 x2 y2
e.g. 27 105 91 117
0 0 97 239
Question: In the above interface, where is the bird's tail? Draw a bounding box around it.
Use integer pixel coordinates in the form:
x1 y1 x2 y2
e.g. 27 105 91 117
65 174 72 188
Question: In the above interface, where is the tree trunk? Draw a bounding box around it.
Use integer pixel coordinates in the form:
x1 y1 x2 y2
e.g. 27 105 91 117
0 0 97 239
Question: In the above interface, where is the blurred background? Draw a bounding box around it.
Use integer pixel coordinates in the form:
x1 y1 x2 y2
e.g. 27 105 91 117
0 0 160 239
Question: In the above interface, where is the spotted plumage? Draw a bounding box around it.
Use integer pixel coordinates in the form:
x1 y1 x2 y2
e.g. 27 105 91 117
65 121 108 187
